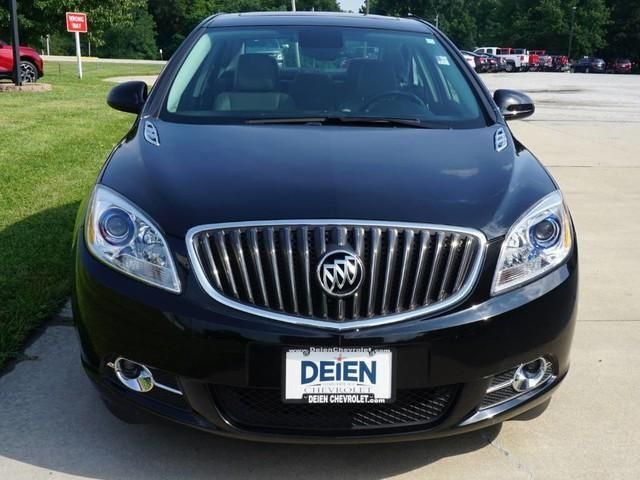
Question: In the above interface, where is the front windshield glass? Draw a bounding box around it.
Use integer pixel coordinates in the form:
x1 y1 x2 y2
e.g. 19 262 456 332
164 26 486 128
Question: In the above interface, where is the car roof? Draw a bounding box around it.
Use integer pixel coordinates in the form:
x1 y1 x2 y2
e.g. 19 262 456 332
205 12 434 33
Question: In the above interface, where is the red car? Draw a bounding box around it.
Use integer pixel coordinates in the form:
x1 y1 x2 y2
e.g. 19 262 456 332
0 40 44 83
607 58 632 74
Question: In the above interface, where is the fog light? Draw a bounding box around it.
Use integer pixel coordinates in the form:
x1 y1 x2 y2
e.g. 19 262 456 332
512 357 548 392
113 357 154 393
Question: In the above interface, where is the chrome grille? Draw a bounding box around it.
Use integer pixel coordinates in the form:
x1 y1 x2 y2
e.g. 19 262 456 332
187 221 485 329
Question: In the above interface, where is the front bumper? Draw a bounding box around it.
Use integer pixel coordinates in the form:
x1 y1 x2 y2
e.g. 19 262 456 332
73 232 578 443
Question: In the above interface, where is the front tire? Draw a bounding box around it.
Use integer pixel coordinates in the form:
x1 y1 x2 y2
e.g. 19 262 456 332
20 60 39 83
505 62 515 73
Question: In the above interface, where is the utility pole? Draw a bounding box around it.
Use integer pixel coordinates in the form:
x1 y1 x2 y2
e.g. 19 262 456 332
366 0 370 15
291 0 296 12
568 6 577 60
435 13 439 29
9 0 22 86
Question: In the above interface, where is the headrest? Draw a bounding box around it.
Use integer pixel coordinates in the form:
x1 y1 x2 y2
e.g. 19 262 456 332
235 54 278 92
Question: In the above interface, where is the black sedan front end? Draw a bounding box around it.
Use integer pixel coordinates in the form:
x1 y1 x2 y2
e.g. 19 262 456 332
73 13 578 443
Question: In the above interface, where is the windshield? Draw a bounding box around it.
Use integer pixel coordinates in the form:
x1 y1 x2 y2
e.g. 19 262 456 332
163 26 486 128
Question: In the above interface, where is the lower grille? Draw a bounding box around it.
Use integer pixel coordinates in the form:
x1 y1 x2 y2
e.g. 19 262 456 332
213 385 455 432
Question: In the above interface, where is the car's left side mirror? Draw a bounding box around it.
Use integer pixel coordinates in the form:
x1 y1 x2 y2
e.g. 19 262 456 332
107 81 148 114
493 89 535 121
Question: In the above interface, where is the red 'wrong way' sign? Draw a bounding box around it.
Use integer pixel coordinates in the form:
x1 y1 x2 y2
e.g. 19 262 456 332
66 12 88 33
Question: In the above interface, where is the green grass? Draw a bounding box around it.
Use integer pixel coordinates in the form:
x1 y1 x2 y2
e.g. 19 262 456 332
0 61 163 369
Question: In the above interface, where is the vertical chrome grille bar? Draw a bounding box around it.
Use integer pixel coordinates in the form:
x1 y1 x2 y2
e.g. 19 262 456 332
352 227 365 319
264 228 284 310
214 231 239 299
314 226 328 318
424 232 445 305
230 230 254 303
333 226 348 321
281 227 299 314
380 228 399 314
367 228 382 317
453 237 475 293
201 233 222 290
395 229 415 312
247 228 269 307
297 227 313 316
409 231 430 309
438 233 461 301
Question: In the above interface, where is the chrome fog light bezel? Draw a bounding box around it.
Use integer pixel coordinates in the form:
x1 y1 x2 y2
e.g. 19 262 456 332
512 357 549 392
113 357 155 393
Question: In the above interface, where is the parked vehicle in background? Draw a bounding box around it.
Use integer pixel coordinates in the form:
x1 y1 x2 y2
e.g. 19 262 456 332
474 47 529 72
549 54 570 72
607 58 632 74
0 39 44 83
513 48 537 70
483 53 507 72
461 50 491 73
461 51 476 70
527 50 546 71
572 57 606 73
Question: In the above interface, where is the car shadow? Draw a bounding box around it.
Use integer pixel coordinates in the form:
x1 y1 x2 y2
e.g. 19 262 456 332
0 204 501 479
0 324 502 479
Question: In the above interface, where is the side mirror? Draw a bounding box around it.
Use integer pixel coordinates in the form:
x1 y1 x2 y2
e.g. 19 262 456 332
493 89 535 121
107 81 148 114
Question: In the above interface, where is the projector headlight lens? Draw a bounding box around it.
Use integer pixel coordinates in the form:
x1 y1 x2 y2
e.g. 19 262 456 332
492 190 573 295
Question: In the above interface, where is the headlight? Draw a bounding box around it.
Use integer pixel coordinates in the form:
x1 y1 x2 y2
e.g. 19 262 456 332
85 185 181 293
492 190 573 295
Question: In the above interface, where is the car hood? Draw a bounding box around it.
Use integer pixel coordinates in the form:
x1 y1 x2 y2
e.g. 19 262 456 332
100 121 556 240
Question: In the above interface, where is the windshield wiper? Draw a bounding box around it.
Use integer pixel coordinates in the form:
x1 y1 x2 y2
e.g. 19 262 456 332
245 116 441 129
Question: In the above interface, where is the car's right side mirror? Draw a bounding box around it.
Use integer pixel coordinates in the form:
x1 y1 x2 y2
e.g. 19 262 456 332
493 89 535 121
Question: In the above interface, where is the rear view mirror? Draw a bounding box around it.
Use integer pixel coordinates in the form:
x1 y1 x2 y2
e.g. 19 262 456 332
493 89 535 121
107 81 148 114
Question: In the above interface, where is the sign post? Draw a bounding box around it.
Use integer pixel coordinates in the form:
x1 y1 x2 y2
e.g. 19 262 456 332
9 0 21 86
66 12 87 79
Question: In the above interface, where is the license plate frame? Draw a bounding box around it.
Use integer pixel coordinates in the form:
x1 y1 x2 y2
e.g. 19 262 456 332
283 347 395 404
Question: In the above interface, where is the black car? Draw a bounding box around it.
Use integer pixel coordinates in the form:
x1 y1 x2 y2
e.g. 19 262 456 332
573 56 606 73
73 12 578 443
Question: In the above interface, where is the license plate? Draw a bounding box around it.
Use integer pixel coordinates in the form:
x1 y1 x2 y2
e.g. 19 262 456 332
284 348 393 404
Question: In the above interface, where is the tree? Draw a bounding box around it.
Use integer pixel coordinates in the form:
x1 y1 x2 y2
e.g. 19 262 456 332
100 7 158 59
367 0 480 49
603 0 640 60
0 0 148 49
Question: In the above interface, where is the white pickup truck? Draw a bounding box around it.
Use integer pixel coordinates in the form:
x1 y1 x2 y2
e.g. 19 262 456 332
474 47 529 72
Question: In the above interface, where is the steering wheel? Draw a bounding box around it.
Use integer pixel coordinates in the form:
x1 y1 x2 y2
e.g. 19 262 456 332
360 91 427 112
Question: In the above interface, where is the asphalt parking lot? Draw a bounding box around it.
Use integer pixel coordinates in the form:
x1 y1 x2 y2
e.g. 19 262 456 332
1 72 639 479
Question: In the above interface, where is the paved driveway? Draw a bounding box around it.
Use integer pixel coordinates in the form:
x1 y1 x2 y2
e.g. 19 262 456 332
1 72 639 479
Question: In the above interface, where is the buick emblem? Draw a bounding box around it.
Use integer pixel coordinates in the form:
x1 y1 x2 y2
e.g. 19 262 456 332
316 249 365 297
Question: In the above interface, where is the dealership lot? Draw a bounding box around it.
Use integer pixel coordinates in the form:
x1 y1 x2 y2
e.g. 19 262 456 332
0 72 639 479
